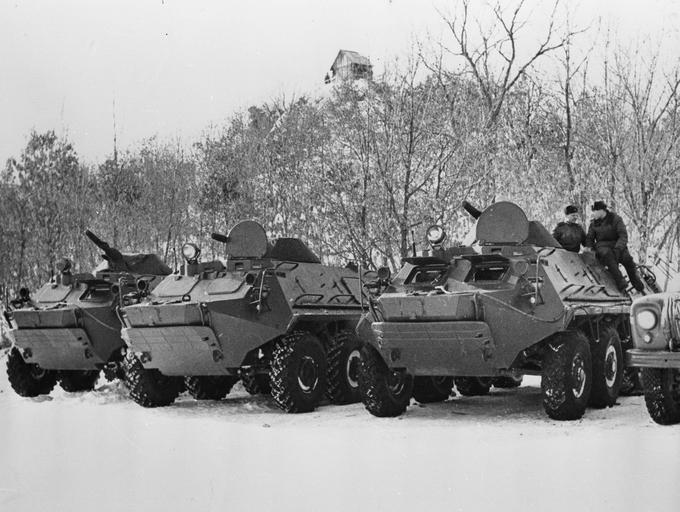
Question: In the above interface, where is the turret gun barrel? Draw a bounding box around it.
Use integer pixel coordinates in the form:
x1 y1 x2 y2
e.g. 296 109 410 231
85 230 126 267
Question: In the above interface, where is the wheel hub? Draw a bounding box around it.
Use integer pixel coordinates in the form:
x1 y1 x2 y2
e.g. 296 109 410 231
604 345 618 388
571 354 587 399
346 350 361 389
30 365 47 380
297 356 319 393
387 370 406 395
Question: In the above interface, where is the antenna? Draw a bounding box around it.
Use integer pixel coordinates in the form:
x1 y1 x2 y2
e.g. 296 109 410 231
112 98 118 164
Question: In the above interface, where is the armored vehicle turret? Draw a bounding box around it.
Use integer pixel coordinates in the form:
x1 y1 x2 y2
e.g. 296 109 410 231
357 201 654 420
3 231 171 397
119 220 366 413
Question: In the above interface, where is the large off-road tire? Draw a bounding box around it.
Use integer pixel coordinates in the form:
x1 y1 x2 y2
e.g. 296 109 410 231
357 345 413 417
455 377 492 396
59 370 100 392
185 375 238 400
492 374 523 389
6 347 58 397
640 368 680 425
588 326 623 408
412 376 454 403
241 373 272 395
541 331 592 420
620 368 644 396
326 329 363 404
122 352 183 408
271 331 327 413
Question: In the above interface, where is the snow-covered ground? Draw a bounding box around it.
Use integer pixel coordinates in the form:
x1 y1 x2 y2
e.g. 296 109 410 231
1 348 678 512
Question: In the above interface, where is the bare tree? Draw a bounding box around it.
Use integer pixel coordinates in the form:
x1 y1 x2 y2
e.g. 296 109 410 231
609 49 680 260
437 0 577 127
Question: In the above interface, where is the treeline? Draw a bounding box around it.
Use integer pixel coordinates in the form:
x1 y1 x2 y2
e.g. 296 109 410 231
2 8 680 295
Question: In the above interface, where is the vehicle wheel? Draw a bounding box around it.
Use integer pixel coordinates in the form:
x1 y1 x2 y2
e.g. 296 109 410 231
326 329 363 404
357 344 413 417
620 368 644 396
185 375 238 400
455 377 492 396
640 368 680 425
6 347 58 397
241 373 271 395
492 374 523 389
412 376 454 403
122 352 183 408
541 331 592 420
588 326 623 408
271 331 327 413
59 370 100 392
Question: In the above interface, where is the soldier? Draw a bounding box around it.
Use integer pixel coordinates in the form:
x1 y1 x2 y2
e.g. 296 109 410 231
584 201 645 293
552 205 586 253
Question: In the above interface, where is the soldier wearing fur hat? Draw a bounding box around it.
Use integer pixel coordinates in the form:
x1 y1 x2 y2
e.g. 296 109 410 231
552 205 586 253
584 201 645 292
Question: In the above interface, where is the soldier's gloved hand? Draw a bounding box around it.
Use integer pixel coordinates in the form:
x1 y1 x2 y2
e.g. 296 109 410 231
613 247 622 260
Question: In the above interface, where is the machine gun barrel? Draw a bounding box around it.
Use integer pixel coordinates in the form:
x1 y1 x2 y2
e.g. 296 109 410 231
211 232 230 244
462 201 482 219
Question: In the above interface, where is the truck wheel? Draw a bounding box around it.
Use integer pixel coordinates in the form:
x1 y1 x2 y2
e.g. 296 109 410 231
640 368 680 425
588 326 623 408
357 345 413 417
620 368 644 396
326 329 362 404
6 347 58 397
412 376 454 403
271 331 327 413
185 376 238 400
59 370 100 392
541 331 592 420
492 375 523 389
122 352 183 408
455 377 492 396
241 373 271 395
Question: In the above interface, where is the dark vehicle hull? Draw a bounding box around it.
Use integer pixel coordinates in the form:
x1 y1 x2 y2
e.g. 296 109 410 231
357 202 652 420
118 222 367 412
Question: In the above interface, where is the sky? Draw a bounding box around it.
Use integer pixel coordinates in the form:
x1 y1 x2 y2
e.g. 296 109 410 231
1 0 680 166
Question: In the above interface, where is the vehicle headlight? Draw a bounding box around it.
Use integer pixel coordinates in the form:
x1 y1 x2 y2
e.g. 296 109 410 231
426 225 446 245
182 243 201 262
636 309 657 330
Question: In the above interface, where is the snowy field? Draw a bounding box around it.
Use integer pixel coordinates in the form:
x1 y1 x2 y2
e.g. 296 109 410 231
1 348 679 512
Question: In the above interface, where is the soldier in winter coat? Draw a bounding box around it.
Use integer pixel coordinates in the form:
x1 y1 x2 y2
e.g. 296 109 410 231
584 201 645 293
552 205 586 253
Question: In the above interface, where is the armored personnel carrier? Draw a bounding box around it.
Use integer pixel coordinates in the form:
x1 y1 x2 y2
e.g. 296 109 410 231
119 220 366 413
3 231 171 397
626 292 680 424
357 201 652 420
